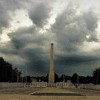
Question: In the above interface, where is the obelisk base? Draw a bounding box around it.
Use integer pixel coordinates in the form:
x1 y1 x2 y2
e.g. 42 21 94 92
47 83 56 87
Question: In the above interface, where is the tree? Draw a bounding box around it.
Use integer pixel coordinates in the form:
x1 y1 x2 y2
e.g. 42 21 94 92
71 73 79 84
93 67 100 84
55 73 60 83
79 76 93 84
23 76 32 83
0 57 12 82
60 74 66 82
0 57 22 82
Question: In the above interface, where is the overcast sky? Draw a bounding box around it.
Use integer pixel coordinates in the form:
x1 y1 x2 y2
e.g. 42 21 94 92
0 0 100 76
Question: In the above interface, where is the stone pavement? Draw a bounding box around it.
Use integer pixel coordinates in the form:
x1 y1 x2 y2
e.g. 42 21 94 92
0 87 100 100
31 87 84 96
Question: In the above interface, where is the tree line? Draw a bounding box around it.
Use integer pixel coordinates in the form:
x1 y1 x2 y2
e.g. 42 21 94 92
34 71 100 84
32 69 100 84
0 57 100 84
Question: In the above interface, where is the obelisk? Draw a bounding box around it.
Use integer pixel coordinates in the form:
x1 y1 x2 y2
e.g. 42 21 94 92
49 43 54 83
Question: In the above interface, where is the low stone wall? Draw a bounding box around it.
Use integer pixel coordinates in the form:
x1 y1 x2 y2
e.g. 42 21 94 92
56 82 74 88
95 85 100 89
32 82 47 87
32 82 75 88
0 82 25 88
79 84 100 90
47 83 56 87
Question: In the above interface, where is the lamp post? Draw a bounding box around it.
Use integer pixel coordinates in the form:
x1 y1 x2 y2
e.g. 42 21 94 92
97 75 98 84
17 68 19 87
26 65 27 85
77 75 79 88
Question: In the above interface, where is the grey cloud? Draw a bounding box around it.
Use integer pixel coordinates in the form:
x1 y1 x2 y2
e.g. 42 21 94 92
52 5 99 54
0 46 17 55
5 26 51 74
55 55 100 65
87 33 100 42
82 10 99 31
0 0 32 32
50 4 100 75
19 47 49 74
29 3 50 27
9 26 36 49
9 26 51 50
0 5 10 29
1 0 100 75
54 55 100 75
23 48 49 73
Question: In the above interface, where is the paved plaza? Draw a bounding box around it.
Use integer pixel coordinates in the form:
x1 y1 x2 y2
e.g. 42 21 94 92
31 87 83 96
0 87 100 100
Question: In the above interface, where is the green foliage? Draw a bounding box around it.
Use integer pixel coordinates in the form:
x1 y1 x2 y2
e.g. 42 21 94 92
0 57 21 82
93 67 100 84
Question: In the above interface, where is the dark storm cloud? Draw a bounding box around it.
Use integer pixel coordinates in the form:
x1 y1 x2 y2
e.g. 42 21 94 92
24 48 49 73
9 26 36 49
29 3 51 27
83 10 99 31
9 26 50 50
52 5 99 54
1 0 100 75
6 25 51 74
50 4 100 75
55 55 100 65
87 33 100 42
0 46 17 55
20 47 49 74
0 1 10 29
0 0 32 32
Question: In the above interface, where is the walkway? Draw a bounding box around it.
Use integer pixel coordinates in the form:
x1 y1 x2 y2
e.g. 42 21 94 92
32 87 83 96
